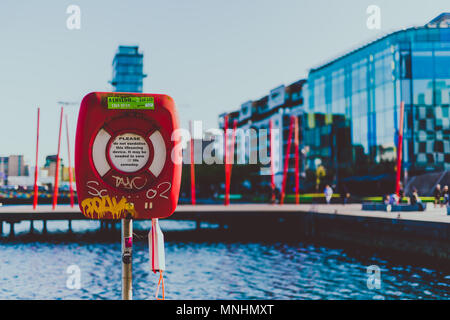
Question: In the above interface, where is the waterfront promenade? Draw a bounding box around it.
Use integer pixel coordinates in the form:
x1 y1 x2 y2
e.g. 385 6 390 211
0 203 448 224
2 203 449 263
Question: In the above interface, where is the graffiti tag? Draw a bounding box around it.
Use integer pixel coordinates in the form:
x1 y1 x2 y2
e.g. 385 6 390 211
112 175 147 190
86 181 108 197
146 182 172 200
81 195 136 219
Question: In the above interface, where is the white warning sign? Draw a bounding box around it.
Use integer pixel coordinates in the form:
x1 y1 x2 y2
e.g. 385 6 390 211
109 133 150 173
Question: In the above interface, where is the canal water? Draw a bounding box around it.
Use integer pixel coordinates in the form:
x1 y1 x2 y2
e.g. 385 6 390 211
0 219 448 300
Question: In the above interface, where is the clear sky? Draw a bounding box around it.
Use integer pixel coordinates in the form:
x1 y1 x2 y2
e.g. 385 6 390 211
0 0 448 167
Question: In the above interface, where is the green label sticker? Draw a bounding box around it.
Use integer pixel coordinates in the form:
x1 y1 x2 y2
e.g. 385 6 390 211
107 96 155 110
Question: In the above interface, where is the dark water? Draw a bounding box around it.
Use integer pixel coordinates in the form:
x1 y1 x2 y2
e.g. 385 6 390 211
0 220 449 300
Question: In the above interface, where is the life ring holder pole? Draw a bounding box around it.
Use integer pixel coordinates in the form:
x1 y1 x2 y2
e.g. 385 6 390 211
121 216 133 300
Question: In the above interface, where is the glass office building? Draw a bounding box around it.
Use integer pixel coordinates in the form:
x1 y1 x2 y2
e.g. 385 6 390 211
111 46 146 93
306 14 450 190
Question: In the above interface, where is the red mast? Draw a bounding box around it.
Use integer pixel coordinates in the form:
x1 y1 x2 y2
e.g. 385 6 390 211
395 101 405 202
33 108 40 210
269 119 275 203
189 120 196 205
52 107 64 210
280 116 295 204
229 120 237 179
294 116 300 204
65 114 75 208
224 115 230 206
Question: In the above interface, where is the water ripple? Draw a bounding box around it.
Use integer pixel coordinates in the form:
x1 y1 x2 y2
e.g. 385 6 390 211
0 235 449 299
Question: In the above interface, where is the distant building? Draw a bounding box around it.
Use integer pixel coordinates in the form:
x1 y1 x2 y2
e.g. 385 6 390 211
0 155 30 185
306 12 450 188
7 155 27 176
0 155 33 186
220 13 450 195
62 167 75 182
0 157 7 185
110 45 147 92
220 80 307 191
43 155 62 178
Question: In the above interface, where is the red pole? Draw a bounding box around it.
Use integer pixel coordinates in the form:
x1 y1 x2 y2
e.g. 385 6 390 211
395 101 405 202
224 115 230 206
294 116 300 205
33 108 40 210
52 107 64 210
228 120 237 178
280 116 295 205
189 120 196 205
65 114 74 208
269 120 276 203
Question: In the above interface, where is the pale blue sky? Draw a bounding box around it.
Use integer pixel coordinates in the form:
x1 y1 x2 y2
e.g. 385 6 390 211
0 0 448 167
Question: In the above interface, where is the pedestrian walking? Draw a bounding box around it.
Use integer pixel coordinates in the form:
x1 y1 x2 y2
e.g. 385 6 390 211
324 185 333 204
443 185 449 207
410 187 425 211
398 183 405 204
389 193 398 205
433 184 442 208
341 184 350 205
273 187 281 204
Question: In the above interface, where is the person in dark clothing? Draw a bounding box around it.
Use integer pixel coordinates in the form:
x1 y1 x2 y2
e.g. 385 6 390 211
434 184 442 208
410 188 425 211
398 183 405 204
273 187 281 204
341 184 350 205
442 185 449 207
384 194 390 205
269 186 276 204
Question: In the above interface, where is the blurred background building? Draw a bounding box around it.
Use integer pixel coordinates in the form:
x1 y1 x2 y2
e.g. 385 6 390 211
0 155 29 186
220 13 450 195
110 45 147 93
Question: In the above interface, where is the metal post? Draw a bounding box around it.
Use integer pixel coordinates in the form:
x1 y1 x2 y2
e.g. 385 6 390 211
9 222 15 238
121 217 133 300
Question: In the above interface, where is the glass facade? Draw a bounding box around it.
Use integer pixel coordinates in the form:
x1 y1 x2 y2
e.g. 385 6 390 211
111 46 146 93
306 26 450 191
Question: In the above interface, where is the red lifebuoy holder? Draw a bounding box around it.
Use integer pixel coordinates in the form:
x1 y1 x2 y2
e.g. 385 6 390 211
75 92 181 220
